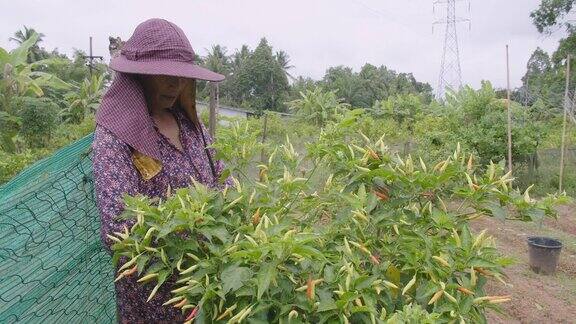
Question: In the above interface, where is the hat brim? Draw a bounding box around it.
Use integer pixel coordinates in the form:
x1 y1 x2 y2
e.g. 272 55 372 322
109 56 225 82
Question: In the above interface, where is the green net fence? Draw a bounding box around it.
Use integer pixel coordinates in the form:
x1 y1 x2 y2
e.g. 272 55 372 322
0 133 117 323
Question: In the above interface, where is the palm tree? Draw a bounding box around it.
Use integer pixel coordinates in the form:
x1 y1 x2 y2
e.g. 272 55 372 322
232 45 251 71
275 50 295 81
9 26 46 63
203 45 230 75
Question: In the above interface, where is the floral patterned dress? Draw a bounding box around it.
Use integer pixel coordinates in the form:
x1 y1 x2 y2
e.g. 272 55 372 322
92 108 227 323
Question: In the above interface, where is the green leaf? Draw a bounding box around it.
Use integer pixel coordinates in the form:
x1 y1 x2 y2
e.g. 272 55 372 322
221 264 253 294
335 291 360 309
469 258 499 269
525 208 545 222
10 32 39 65
354 275 376 290
257 262 277 300
136 255 150 274
317 297 337 312
203 226 230 243
0 48 9 65
484 201 507 220
219 168 231 183
323 265 336 283
157 269 170 285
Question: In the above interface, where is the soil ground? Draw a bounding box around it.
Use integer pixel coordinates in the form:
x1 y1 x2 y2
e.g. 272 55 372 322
471 204 576 323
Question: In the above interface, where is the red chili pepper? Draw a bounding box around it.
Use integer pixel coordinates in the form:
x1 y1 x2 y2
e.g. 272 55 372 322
306 277 315 301
184 306 199 322
374 190 389 201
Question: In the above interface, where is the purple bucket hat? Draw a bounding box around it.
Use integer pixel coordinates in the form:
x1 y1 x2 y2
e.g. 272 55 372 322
110 18 224 81
96 18 223 162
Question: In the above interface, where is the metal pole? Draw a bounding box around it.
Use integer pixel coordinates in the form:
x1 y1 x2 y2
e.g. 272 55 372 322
559 55 571 192
506 45 513 174
89 36 93 77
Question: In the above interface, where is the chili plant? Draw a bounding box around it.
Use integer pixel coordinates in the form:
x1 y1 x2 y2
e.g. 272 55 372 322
110 116 566 324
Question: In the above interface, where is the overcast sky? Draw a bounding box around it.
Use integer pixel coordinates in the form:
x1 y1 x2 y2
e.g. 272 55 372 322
0 0 567 91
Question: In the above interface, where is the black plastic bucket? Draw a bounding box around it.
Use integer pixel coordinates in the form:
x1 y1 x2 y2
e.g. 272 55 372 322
527 236 563 275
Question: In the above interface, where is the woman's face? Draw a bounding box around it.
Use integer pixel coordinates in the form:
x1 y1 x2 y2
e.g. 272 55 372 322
140 74 187 110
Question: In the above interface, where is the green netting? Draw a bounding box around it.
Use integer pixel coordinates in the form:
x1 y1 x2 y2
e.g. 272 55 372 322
0 133 117 323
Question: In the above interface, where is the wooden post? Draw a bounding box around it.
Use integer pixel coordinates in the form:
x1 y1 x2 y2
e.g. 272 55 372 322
559 55 571 192
209 82 218 138
506 45 513 174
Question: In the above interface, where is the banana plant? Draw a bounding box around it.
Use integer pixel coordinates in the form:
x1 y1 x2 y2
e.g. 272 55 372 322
0 31 71 152
61 73 106 123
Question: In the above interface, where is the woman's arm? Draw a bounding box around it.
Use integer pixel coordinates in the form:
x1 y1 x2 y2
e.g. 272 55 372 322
92 126 141 252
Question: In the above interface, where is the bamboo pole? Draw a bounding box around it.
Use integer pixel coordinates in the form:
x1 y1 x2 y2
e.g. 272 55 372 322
209 82 218 138
506 45 513 174
559 55 571 192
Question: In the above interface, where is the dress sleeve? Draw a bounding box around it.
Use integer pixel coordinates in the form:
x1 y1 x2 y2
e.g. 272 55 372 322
92 126 141 252
199 123 233 187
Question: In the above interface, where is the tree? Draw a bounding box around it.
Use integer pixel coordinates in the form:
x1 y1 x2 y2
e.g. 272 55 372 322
203 45 231 75
520 42 575 110
531 0 575 34
322 66 357 105
440 82 544 166
321 64 433 108
9 26 48 63
288 76 318 100
232 38 289 112
524 47 552 80
551 32 576 66
197 45 232 103
275 50 294 81
232 45 251 71
521 47 554 105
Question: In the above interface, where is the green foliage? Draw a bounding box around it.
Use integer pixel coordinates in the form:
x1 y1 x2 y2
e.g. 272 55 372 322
110 113 566 323
287 87 350 126
232 38 290 112
322 64 433 108
0 115 95 185
0 148 50 184
0 31 71 152
8 25 49 63
17 97 59 148
520 32 576 110
386 304 439 324
373 94 423 132
192 40 431 112
61 73 106 123
418 82 546 166
288 76 318 101
197 39 291 112
40 49 107 86
531 0 575 33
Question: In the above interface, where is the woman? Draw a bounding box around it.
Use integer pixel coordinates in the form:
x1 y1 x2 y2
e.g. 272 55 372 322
92 18 228 323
